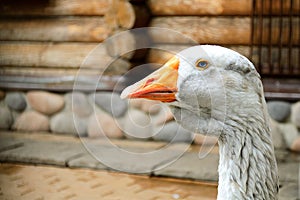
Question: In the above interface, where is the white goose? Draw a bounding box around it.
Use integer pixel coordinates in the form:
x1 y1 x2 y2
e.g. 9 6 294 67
121 45 279 200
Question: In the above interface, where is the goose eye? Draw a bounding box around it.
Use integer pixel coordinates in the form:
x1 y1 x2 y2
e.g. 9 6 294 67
196 59 209 70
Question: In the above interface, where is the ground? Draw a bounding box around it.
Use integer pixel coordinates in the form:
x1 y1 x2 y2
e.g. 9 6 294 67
0 163 217 200
0 131 298 200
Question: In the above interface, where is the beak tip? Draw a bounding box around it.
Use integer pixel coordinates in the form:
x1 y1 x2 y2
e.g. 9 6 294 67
120 84 137 99
120 88 129 99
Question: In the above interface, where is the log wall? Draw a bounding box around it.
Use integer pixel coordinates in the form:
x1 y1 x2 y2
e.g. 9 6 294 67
146 0 300 79
0 0 145 91
0 18 112 42
0 0 299 95
145 0 300 99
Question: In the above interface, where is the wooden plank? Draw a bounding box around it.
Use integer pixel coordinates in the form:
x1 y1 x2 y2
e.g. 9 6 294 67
148 0 300 16
0 17 112 42
150 17 299 45
263 78 300 100
0 75 125 92
0 42 98 68
0 0 110 16
0 67 102 76
0 42 131 75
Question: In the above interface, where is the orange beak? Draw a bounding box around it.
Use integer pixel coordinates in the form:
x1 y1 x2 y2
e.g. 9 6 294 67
121 56 179 102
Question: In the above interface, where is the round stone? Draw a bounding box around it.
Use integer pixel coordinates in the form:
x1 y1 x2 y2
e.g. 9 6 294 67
122 108 153 140
128 99 143 109
13 110 49 131
193 134 218 146
27 91 64 115
5 92 27 111
291 101 300 128
87 112 123 138
0 102 13 129
267 101 291 122
11 110 20 123
278 183 299 199
278 123 298 147
65 92 92 117
140 99 161 114
290 137 300 152
129 99 161 114
269 118 286 149
92 92 128 118
50 112 87 137
153 121 194 143
154 106 174 125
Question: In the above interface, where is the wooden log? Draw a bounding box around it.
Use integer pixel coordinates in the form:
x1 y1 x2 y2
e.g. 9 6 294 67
0 74 125 92
148 0 300 16
150 17 299 45
0 17 137 57
0 0 110 16
0 17 112 42
0 42 97 68
263 78 300 100
105 0 136 29
0 67 101 77
105 30 136 60
150 17 249 45
0 42 131 75
147 44 300 76
104 0 150 30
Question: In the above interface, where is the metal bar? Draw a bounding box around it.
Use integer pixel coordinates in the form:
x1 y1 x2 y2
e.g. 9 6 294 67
268 0 273 74
250 0 256 62
258 0 264 74
278 0 284 74
298 0 300 75
288 0 293 74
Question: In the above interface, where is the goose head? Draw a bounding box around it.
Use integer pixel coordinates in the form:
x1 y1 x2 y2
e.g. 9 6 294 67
121 45 266 138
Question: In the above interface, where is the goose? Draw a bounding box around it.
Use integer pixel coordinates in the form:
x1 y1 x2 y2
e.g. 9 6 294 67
121 45 279 200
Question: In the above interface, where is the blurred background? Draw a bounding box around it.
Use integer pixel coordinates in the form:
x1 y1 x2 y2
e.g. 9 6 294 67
0 0 299 150
0 0 299 199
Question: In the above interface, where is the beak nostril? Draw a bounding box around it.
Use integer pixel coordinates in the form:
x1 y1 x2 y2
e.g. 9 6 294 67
143 78 156 87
